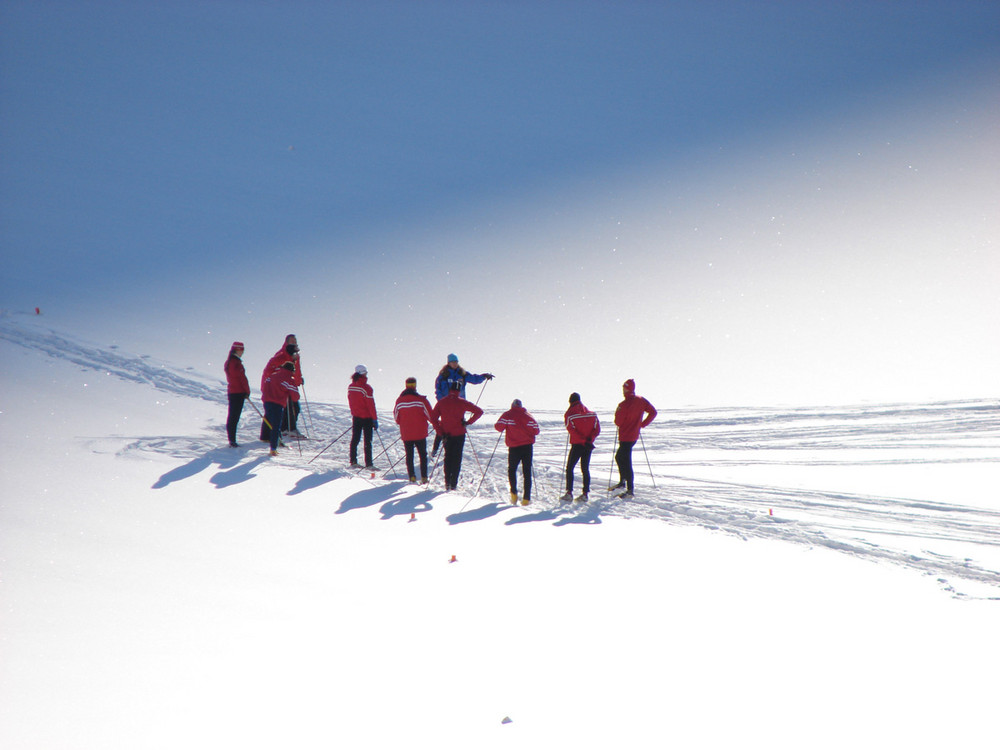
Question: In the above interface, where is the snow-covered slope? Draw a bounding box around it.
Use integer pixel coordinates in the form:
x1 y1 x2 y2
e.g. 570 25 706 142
2 311 998 749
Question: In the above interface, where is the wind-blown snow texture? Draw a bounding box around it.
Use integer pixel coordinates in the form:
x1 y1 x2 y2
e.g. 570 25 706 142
4 314 997 599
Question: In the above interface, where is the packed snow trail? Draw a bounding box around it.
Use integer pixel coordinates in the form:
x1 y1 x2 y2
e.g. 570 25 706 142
4 314 999 598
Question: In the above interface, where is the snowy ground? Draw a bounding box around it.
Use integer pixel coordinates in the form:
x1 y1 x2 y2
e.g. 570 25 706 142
2 312 999 749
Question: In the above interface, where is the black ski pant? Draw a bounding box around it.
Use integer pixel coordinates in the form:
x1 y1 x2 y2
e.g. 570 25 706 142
507 444 533 500
404 438 429 481
443 433 466 490
615 440 636 493
350 417 374 466
264 401 286 451
260 397 299 441
226 393 246 445
565 442 594 494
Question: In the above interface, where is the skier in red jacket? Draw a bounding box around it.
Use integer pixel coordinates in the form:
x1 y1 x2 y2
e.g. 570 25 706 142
612 379 656 498
224 341 250 447
348 365 378 469
561 392 600 502
494 399 540 505
393 377 438 483
259 334 303 440
262 361 300 456
431 382 484 491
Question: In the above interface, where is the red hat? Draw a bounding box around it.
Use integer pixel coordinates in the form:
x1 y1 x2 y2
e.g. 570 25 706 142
232 341 245 349
623 379 636 394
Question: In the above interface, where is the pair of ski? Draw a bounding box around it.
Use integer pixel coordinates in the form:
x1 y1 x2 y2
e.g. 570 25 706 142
558 483 634 505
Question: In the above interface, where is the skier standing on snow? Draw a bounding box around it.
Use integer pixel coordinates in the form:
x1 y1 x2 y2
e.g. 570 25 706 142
431 381 484 491
259 334 303 441
561 392 600 503
348 365 378 469
612 379 657 499
494 399 540 506
393 376 438 483
432 353 493 456
224 341 250 448
262 361 299 456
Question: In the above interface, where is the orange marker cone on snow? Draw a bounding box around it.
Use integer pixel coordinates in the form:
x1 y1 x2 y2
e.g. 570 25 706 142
449 555 457 563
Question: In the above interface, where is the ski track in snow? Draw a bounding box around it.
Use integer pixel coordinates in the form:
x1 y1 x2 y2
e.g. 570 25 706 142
0 313 223 403
5 315 1000 599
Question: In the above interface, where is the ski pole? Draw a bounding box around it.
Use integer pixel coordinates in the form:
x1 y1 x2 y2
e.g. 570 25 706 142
375 428 397 479
475 431 504 497
474 378 489 406
307 425 352 464
292 407 303 456
465 428 484 475
530 459 546 503
561 430 569 494
428 436 443 481
370 432 401 465
247 398 273 431
458 432 490 512
382 447 409 479
454 430 485 511
300 382 313 437
608 430 619 491
639 431 657 491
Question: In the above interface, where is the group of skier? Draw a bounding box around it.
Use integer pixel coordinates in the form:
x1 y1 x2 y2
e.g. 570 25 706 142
224 334 304 456
225 336 657 502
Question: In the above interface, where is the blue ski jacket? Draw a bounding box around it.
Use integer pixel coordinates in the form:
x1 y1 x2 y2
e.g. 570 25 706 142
434 366 488 401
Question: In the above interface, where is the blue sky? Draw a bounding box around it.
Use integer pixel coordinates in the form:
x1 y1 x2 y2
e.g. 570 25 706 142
2 1 998 408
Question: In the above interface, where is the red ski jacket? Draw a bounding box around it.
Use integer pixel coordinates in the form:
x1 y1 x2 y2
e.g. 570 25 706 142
564 402 600 445
262 347 303 389
394 389 437 441
614 395 656 442
494 405 540 448
224 355 250 395
431 392 483 436
262 367 300 406
348 375 378 419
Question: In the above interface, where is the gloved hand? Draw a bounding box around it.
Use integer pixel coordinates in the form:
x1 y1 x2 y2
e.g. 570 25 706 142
483 373 495 380
373 420 379 431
